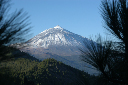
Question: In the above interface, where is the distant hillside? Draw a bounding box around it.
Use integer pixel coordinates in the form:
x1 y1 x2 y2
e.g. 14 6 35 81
0 47 92 85
0 46 41 62
0 46 115 85
15 25 99 74
0 58 92 85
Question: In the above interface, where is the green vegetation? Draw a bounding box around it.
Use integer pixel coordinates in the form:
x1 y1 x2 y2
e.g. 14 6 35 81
1 46 120 85
0 47 97 85
0 58 91 85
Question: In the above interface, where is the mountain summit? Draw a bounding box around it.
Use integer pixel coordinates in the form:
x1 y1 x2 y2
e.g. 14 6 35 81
53 25 63 29
27 25 87 48
19 26 98 74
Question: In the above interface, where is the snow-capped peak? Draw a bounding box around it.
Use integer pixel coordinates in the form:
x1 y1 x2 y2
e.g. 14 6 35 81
54 25 63 29
26 25 89 48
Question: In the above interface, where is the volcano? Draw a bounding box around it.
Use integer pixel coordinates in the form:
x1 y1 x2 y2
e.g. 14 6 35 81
17 25 98 75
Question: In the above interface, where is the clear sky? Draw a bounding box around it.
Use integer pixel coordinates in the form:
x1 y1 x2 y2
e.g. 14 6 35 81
10 0 112 41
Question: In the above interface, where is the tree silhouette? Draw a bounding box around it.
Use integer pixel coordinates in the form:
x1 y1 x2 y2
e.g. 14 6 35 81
0 0 32 61
101 0 128 84
100 0 128 61
80 0 128 84
79 35 126 84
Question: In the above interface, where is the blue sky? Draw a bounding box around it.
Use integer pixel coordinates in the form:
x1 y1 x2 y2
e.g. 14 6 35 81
10 0 113 41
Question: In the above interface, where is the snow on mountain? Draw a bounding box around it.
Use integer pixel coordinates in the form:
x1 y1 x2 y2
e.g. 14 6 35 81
18 25 99 75
26 25 89 48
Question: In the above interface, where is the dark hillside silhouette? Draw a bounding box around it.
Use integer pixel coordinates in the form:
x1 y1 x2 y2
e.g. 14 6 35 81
0 48 95 85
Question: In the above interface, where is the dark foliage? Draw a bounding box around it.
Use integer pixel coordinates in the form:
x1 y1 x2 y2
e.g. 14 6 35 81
24 76 35 85
0 47 96 85
80 0 128 84
100 0 128 60
79 35 126 85
0 0 32 61
100 0 128 84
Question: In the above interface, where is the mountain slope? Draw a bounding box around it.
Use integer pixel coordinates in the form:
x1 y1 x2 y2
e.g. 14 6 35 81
26 25 89 48
21 25 92 57
14 25 99 75
0 48 94 85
